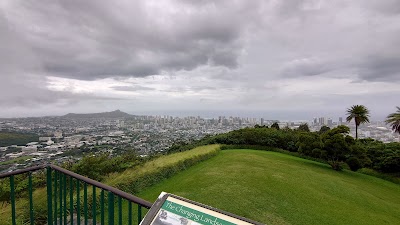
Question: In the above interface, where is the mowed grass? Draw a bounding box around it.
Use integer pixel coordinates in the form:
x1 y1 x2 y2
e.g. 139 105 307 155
138 149 400 225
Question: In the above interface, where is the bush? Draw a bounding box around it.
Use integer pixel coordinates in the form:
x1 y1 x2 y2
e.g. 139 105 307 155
358 168 400 184
347 157 362 171
71 152 142 181
114 148 220 194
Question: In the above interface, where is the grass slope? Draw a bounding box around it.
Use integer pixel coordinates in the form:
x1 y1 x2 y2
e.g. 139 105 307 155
106 144 221 188
138 149 400 225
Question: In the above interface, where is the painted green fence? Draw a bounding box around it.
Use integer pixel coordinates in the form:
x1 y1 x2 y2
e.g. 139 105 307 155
0 165 152 225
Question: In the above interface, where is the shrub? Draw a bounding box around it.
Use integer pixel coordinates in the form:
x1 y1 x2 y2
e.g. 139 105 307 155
347 157 362 171
114 148 219 194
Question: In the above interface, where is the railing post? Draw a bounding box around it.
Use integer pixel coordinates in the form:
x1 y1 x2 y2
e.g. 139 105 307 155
10 175 16 225
108 192 114 225
70 176 74 225
101 189 105 225
92 186 96 225
137 205 142 225
84 182 88 225
47 167 53 225
54 171 58 224
29 172 34 225
118 196 122 225
128 201 132 225
59 171 63 225
77 180 80 225
63 174 67 225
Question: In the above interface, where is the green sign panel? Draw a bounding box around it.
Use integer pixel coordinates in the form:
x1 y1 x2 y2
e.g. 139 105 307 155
139 192 263 225
161 200 236 225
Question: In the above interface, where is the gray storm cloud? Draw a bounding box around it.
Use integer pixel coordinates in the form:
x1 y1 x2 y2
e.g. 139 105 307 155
2 0 254 80
0 0 399 118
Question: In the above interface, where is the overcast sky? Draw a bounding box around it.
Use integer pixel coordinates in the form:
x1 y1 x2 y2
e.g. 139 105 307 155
0 0 399 120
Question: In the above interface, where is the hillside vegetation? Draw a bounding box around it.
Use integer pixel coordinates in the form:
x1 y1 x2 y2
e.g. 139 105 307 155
0 145 221 225
106 144 220 193
0 132 39 147
1 143 399 225
138 149 400 225
191 126 400 175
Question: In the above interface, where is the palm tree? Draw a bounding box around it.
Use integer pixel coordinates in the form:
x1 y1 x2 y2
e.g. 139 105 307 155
346 105 370 139
385 106 400 141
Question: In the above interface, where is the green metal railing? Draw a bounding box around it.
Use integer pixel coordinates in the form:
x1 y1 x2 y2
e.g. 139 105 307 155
0 165 153 225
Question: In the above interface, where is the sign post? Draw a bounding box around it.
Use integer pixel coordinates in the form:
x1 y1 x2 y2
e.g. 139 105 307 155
140 192 264 225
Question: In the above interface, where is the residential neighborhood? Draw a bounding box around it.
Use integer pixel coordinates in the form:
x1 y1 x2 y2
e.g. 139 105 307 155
0 111 398 173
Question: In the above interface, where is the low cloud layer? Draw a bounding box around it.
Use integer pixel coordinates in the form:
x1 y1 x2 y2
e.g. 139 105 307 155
2 0 256 80
0 0 399 119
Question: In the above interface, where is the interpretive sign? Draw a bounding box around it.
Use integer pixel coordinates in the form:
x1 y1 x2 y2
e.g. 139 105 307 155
140 192 264 225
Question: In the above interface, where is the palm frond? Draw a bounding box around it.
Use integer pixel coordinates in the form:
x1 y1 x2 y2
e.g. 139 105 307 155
385 106 400 134
346 105 370 125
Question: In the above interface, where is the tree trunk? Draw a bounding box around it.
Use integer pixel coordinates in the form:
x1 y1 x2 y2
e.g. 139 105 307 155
355 124 358 140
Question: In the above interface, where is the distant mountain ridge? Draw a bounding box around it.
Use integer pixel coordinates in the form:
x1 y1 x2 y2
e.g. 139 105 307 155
62 110 133 119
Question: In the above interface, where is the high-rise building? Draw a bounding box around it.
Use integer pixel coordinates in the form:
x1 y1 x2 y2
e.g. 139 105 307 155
339 117 343 125
313 117 318 125
328 118 333 127
319 117 327 125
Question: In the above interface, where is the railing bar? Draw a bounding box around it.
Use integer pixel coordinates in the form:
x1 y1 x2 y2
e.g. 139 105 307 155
63 173 67 225
60 171 63 225
70 176 74 225
50 165 152 208
92 185 96 225
101 189 105 225
118 196 122 225
10 175 16 225
84 182 88 225
29 172 34 225
137 205 142 225
54 171 58 224
0 164 153 225
77 180 80 225
47 167 53 225
128 201 132 225
0 165 44 178
108 192 114 225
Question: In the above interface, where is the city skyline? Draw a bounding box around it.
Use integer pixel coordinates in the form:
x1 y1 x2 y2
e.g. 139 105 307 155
1 108 398 174
0 108 382 123
1 1 399 118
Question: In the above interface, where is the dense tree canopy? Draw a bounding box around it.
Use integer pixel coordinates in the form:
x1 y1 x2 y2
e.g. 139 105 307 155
297 123 310 132
271 122 280 130
319 126 330 134
201 125 399 173
321 126 353 170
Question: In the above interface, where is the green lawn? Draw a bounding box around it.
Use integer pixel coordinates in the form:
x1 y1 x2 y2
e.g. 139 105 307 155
138 150 400 225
